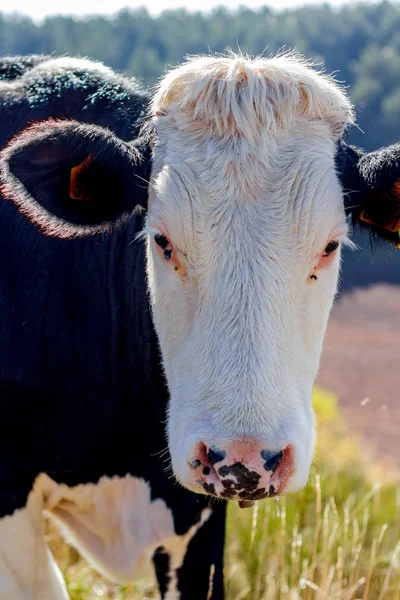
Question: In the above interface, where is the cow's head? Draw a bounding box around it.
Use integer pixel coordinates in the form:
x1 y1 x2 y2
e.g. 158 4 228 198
1 54 400 504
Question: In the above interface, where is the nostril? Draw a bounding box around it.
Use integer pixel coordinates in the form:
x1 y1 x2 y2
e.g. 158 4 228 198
261 449 284 473
189 459 201 470
207 447 227 465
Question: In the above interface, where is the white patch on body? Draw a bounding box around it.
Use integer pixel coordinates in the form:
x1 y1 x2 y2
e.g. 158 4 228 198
0 480 69 600
0 474 210 599
145 52 355 496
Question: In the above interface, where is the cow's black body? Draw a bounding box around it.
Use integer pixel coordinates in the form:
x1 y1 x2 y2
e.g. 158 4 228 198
0 56 226 599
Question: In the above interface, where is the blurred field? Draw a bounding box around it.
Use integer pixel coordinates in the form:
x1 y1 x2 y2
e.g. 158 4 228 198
47 387 400 600
318 285 400 467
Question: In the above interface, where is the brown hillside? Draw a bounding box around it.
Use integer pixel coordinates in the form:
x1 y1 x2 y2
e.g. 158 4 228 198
317 285 400 466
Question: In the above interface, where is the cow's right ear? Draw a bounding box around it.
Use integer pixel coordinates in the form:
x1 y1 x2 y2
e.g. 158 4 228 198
336 140 400 247
0 119 149 238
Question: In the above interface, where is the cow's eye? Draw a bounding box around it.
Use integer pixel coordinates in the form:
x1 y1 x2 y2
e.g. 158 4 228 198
312 238 341 278
154 233 172 260
323 239 339 256
154 233 169 249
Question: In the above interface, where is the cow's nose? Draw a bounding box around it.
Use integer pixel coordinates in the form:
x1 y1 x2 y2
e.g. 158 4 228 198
189 440 293 501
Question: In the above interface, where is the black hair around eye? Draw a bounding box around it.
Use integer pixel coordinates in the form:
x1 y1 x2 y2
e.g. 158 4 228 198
323 240 339 255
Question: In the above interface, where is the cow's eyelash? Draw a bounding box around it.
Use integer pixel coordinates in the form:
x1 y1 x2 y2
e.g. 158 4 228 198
135 224 160 242
138 223 189 260
322 233 358 254
339 234 357 250
325 234 358 253
137 224 184 263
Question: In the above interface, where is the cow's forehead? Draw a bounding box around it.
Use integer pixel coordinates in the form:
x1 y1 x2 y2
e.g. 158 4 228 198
154 115 338 196
150 137 346 269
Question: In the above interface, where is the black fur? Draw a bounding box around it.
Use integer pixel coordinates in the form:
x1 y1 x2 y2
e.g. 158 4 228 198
0 55 225 600
336 140 400 245
0 54 50 81
0 55 147 146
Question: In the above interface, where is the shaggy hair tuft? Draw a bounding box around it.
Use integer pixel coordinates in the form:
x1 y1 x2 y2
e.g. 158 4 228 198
151 52 354 142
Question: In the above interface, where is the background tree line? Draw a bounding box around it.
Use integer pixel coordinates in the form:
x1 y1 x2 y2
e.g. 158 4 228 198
1 0 400 287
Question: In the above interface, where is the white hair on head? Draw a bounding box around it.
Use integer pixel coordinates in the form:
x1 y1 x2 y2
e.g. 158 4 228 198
151 51 354 143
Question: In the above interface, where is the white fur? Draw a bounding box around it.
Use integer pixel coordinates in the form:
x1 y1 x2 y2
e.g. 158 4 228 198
146 52 354 494
0 474 209 599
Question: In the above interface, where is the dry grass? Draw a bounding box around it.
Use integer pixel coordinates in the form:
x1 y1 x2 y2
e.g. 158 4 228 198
47 387 400 599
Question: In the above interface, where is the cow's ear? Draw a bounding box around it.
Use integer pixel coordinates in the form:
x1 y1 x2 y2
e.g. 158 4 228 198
0 119 149 238
337 141 400 247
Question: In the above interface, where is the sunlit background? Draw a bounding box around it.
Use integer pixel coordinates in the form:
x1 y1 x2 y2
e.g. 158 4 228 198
3 1 400 598
1 0 379 20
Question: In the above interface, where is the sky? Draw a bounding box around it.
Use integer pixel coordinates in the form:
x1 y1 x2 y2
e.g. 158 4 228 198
1 0 378 22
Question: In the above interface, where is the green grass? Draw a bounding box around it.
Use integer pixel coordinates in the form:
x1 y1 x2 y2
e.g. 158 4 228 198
48 387 400 599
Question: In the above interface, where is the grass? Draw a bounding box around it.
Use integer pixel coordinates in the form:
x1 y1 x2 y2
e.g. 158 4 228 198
47 387 400 599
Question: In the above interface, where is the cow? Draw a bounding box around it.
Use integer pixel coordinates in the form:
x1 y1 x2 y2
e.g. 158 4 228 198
0 53 399 600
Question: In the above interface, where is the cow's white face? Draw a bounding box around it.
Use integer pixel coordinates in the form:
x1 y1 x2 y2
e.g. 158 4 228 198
145 55 353 502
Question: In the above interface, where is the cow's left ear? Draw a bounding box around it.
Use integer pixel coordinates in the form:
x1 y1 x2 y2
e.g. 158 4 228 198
336 140 400 247
0 118 150 239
